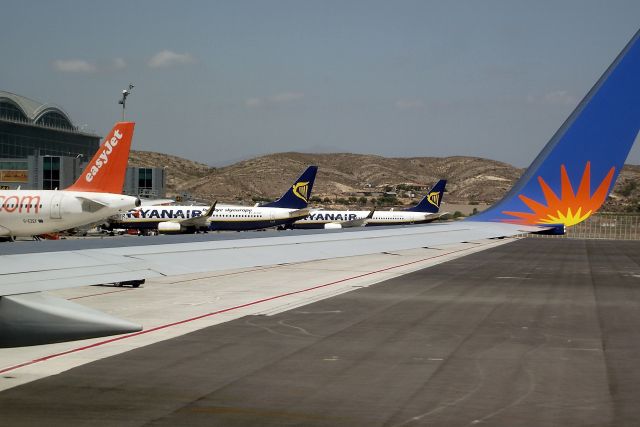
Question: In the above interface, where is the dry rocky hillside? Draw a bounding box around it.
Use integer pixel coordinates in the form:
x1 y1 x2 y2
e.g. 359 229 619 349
128 151 211 191
128 151 640 212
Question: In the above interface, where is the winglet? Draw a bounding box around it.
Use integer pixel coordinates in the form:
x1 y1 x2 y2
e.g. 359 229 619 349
471 29 640 227
261 166 318 209
203 201 217 217
404 179 447 213
66 122 135 194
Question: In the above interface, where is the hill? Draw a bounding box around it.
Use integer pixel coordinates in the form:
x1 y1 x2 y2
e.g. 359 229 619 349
128 151 640 212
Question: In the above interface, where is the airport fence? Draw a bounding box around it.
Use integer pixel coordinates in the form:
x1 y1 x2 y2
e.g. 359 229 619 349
529 213 640 240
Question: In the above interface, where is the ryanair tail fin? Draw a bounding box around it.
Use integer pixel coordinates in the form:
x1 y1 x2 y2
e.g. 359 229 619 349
261 166 318 210
472 29 640 227
404 179 447 213
66 122 135 194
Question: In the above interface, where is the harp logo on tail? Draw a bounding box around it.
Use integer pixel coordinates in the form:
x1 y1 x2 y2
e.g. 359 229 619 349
293 181 310 202
427 191 441 207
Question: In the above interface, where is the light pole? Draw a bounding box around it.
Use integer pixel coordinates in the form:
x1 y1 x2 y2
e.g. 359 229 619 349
118 84 134 120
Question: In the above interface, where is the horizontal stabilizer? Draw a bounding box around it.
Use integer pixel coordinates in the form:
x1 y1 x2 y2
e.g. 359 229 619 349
288 208 311 218
0 293 141 348
77 196 108 213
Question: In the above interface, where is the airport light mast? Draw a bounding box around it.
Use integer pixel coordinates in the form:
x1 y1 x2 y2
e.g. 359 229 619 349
118 84 134 120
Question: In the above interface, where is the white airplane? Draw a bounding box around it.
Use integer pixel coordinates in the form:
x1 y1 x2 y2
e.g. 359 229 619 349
107 166 318 233
2 28 640 347
294 180 447 229
0 122 140 240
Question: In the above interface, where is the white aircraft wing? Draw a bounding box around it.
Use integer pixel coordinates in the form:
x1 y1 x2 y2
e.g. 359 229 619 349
327 208 375 228
0 221 542 296
0 218 548 348
169 201 216 228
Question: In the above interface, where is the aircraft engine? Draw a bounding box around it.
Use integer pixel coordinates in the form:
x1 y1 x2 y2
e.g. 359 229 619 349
157 222 182 233
324 223 343 230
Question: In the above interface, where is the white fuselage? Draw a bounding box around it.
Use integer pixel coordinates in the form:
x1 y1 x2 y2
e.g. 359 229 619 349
207 204 299 229
110 203 307 231
0 190 138 237
294 209 438 228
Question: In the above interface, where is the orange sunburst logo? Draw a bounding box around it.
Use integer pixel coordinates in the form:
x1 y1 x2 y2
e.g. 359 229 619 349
502 162 615 226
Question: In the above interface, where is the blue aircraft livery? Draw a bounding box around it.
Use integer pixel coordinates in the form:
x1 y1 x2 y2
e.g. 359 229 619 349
404 180 447 213
472 29 640 227
261 166 317 210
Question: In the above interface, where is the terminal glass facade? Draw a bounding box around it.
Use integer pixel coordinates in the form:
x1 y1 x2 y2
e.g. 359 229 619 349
42 156 61 190
0 121 99 159
138 168 153 190
0 102 27 123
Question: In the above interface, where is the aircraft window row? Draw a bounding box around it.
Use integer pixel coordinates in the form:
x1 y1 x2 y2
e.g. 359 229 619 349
1 203 42 209
212 214 262 218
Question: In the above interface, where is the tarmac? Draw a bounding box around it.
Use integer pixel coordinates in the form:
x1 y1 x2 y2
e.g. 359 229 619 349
1 238 640 426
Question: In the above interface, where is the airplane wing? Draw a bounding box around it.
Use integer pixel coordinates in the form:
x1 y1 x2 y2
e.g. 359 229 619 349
0 220 551 347
328 208 375 228
170 201 216 228
0 221 544 296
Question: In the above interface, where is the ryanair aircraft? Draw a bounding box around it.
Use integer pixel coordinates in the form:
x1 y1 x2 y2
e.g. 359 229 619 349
293 180 447 229
107 166 317 233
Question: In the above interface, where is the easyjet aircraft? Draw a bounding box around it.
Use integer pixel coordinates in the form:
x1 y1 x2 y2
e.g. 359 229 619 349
294 180 447 229
0 122 140 240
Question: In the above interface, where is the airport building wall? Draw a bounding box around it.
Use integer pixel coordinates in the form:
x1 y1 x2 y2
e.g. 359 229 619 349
0 90 165 196
0 155 84 190
123 166 166 198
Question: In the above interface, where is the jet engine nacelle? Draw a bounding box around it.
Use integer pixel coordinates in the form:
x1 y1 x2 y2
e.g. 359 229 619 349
324 223 343 230
157 221 182 233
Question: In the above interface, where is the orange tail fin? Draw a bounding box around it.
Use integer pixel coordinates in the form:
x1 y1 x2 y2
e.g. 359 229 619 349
67 122 135 193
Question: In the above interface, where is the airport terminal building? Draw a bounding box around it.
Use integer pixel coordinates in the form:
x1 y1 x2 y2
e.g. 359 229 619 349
0 90 164 196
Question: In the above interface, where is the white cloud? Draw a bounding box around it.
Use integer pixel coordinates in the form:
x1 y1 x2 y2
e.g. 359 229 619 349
148 50 195 68
395 99 424 110
52 59 96 73
113 58 127 70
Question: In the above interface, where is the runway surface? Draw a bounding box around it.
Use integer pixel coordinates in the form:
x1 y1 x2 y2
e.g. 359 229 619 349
2 238 640 426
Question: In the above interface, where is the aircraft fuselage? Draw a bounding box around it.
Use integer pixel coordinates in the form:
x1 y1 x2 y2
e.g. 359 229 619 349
0 190 139 237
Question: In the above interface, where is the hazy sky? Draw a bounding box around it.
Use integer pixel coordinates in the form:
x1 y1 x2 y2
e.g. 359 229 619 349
3 1 640 167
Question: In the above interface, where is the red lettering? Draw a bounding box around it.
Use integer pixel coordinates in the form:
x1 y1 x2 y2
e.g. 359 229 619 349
4 196 19 212
0 194 42 214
